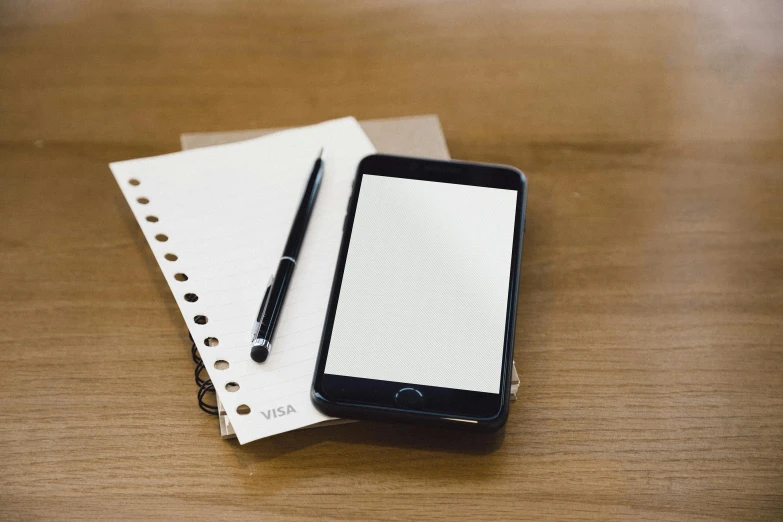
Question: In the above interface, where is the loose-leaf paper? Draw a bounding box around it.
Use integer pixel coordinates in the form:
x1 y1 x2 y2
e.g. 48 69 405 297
111 117 375 444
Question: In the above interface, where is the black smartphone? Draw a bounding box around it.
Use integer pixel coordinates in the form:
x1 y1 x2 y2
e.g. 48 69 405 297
311 154 526 431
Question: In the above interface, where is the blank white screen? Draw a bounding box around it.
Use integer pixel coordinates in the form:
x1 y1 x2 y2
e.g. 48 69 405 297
324 175 518 394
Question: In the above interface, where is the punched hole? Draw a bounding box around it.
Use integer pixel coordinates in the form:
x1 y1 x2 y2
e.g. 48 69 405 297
137 197 149 204
225 382 240 392
214 360 229 370
164 253 178 261
129 178 140 186
184 293 198 302
236 405 251 415
194 315 208 325
155 234 168 242
146 215 159 223
174 273 188 281
204 337 219 347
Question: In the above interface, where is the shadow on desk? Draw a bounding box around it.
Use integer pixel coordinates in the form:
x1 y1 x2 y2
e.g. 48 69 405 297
230 419 506 461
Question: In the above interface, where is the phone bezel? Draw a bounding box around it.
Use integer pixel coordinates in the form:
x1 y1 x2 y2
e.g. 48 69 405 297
311 154 526 427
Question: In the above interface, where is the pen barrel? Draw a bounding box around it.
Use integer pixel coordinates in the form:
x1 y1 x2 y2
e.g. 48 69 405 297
282 158 323 258
255 258 296 343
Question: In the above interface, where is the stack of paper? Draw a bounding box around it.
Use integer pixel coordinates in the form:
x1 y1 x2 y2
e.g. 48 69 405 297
112 116 519 444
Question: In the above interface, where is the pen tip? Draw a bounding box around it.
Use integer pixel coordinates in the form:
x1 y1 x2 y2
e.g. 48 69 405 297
318 146 324 160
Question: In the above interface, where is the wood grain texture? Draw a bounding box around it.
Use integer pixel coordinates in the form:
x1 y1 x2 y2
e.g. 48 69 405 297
1 0 782 519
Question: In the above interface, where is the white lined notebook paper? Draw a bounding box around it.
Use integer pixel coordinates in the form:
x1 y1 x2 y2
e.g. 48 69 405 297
111 117 376 444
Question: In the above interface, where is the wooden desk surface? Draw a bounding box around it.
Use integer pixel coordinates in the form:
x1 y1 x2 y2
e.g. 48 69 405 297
1 1 781 519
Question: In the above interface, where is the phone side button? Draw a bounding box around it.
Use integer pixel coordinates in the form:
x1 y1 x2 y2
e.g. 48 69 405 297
395 387 424 410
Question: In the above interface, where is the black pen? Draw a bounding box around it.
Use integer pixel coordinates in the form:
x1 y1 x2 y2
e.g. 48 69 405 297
251 148 325 363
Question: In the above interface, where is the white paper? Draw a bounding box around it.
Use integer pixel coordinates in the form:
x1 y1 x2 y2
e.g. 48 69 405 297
110 117 376 444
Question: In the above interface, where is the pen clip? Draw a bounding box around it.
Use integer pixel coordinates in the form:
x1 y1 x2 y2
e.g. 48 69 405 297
251 274 275 341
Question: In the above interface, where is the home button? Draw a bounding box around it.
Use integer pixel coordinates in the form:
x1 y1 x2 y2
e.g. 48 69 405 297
395 387 424 410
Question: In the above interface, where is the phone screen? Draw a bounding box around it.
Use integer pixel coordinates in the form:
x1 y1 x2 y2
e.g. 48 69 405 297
323 174 519 394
